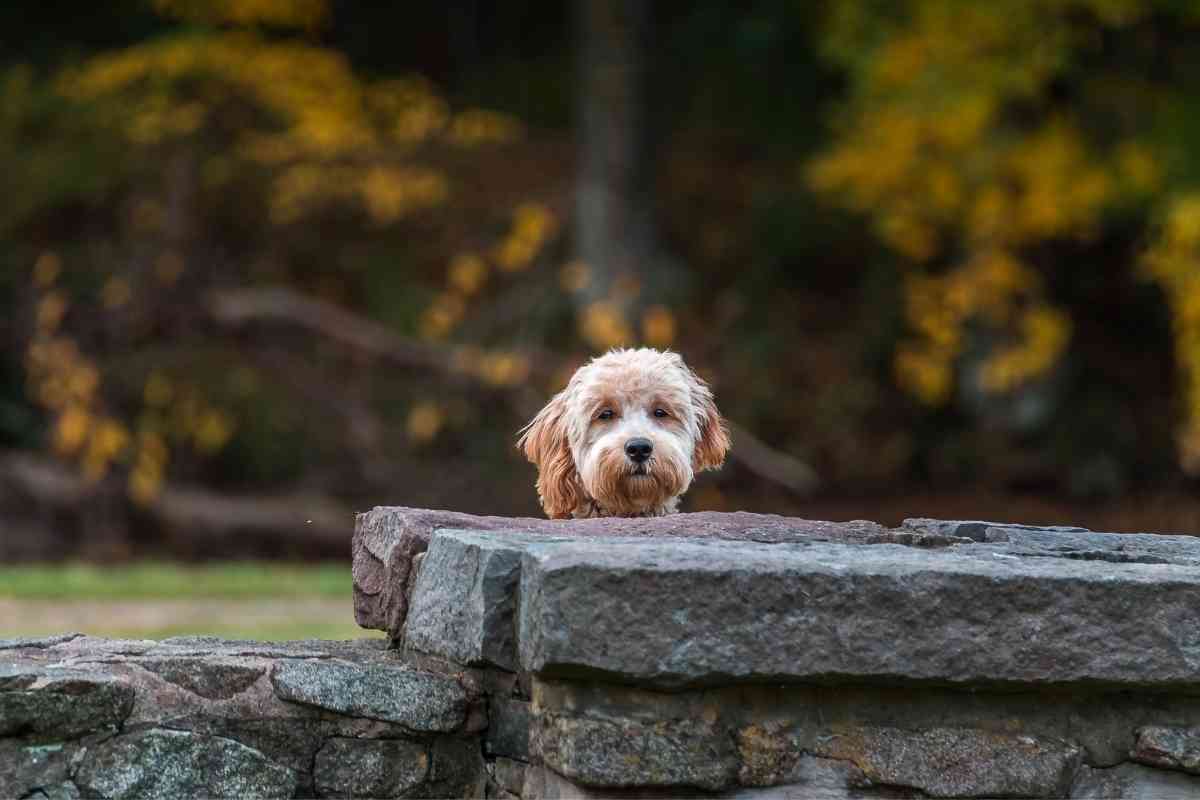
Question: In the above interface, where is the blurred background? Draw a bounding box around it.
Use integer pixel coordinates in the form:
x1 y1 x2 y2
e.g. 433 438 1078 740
5 0 1200 636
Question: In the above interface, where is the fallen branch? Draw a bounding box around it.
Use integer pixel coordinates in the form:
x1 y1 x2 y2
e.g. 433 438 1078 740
207 286 821 496
0 451 351 547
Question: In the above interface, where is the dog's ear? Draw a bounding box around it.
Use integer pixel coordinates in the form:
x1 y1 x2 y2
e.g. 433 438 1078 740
517 391 581 519
689 370 730 472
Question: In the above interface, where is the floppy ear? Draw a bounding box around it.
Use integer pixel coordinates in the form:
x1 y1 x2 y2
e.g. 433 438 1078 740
517 391 581 519
689 371 730 472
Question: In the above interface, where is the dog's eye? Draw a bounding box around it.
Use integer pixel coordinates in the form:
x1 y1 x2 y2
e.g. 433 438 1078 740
653 408 669 418
597 409 614 420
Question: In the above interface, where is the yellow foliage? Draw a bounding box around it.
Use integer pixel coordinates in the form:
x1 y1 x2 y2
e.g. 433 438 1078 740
143 372 174 407
54 405 91 456
36 292 69 332
641 305 677 348
479 352 532 387
897 251 1068 404
33 251 61 288
447 253 489 296
194 410 235 454
447 110 522 147
101 276 133 309
152 0 328 29
494 203 556 272
559 260 591 293
580 301 633 350
407 402 444 444
419 292 466 340
809 1 1160 412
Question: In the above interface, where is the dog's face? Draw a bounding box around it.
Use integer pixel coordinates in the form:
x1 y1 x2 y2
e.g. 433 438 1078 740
518 348 729 518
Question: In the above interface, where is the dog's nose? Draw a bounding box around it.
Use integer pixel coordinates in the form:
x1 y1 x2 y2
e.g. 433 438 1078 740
625 438 653 463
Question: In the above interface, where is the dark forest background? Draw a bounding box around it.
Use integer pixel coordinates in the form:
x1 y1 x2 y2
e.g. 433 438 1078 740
5 0 1200 563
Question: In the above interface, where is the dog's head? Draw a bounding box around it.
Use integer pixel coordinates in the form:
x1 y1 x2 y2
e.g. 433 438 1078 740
518 348 729 518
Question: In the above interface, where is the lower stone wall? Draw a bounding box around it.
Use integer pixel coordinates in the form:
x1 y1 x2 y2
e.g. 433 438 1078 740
0 635 486 799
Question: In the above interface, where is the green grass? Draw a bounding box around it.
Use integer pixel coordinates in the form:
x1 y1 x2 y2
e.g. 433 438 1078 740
0 562 380 640
0 561 352 600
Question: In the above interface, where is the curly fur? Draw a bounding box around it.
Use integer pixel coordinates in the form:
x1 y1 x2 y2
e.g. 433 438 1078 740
518 348 729 518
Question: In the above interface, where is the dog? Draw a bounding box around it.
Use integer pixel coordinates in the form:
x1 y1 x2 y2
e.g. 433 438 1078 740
518 348 729 518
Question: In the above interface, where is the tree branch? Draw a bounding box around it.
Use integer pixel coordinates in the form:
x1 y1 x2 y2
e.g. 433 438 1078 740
207 286 821 496
0 450 351 547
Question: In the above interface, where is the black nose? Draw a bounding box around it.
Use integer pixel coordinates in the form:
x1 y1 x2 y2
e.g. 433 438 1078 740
625 438 653 463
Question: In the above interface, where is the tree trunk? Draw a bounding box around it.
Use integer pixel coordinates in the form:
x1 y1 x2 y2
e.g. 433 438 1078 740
574 0 661 314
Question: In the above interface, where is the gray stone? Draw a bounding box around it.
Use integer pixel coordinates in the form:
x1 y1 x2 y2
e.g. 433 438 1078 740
0 635 81 652
0 740 76 799
1132 725 1200 773
422 736 486 798
905 518 1200 567
0 668 133 739
23 782 81 800
1071 763 1200 798
728 756 874 800
137 658 264 699
74 728 296 799
817 725 1081 798
486 697 531 761
407 530 564 670
162 716 334 774
492 757 527 795
533 709 738 790
353 506 893 639
516 536 1200 689
313 737 429 798
271 659 468 732
902 518 1090 541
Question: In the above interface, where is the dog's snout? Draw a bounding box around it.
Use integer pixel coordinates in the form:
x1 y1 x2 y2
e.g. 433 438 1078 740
625 438 653 463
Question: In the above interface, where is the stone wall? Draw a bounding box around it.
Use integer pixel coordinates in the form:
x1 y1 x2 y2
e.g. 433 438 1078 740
6 508 1200 798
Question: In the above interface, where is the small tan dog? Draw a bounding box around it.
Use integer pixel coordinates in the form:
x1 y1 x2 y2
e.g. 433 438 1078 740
518 348 729 518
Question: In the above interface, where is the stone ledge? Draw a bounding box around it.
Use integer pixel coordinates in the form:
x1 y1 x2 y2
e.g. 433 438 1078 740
402 526 1200 691
353 507 898 641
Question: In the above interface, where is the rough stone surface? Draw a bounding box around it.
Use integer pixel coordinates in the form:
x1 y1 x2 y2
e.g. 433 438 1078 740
353 506 895 638
426 736 488 798
74 728 297 799
407 530 562 670
0 667 134 739
0 740 77 799
818 725 1081 798
492 757 527 795
904 518 1200 567
137 657 265 699
0 634 82 652
1131 725 1200 774
314 737 430 798
486 696 531 761
1072 763 1200 798
271 658 469 731
727 756 877 800
533 709 738 790
516 535 1200 689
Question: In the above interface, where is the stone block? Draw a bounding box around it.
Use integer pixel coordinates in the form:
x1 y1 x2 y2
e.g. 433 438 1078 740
74 728 296 800
0 667 133 739
486 696 531 761
1132 725 1200 774
1072 763 1200 799
314 737 429 798
516 536 1200 690
407 530 563 670
271 659 468 732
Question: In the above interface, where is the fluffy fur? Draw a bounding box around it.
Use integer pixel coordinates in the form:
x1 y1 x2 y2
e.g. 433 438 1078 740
518 348 729 518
